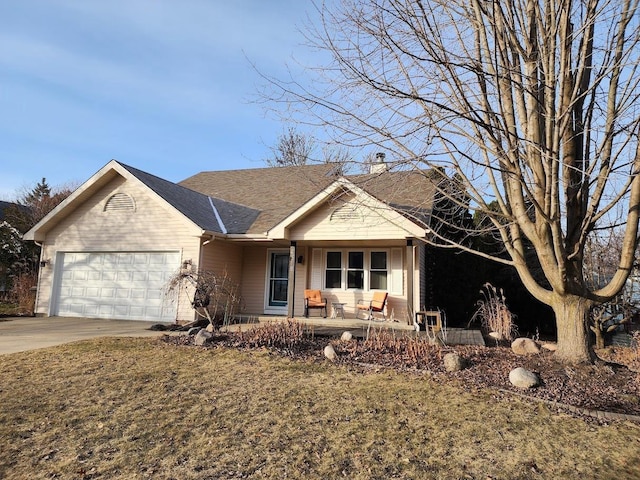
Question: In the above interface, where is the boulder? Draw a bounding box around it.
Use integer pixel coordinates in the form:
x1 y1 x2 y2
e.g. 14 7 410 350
511 337 541 355
509 367 541 389
488 331 504 342
205 323 215 333
324 344 337 361
341 331 354 342
540 342 557 352
443 352 467 372
194 329 213 346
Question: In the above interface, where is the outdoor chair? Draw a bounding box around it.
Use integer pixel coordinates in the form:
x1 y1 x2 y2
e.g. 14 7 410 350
304 289 327 318
357 291 388 321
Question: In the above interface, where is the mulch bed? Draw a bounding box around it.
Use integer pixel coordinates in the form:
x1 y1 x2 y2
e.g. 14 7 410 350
161 331 640 419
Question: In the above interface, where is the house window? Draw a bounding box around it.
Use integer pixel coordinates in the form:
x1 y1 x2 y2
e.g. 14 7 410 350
323 249 391 291
325 251 342 288
370 251 388 290
347 251 364 289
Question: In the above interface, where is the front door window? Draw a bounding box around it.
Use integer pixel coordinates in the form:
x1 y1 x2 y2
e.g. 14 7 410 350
269 252 289 307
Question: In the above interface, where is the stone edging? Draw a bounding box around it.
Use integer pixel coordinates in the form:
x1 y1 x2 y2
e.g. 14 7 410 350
498 388 640 423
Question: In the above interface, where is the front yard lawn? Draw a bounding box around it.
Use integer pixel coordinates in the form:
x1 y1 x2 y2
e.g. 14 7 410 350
0 337 639 479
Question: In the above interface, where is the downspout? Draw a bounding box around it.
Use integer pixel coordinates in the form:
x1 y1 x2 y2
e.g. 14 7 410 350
33 240 44 316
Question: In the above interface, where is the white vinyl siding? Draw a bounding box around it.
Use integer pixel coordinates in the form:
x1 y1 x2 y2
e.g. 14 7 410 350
289 194 422 241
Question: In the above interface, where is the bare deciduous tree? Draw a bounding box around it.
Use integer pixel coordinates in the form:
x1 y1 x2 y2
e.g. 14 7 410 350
264 0 640 364
265 127 351 168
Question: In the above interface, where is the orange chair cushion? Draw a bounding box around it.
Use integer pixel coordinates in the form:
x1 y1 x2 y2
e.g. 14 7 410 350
304 289 326 307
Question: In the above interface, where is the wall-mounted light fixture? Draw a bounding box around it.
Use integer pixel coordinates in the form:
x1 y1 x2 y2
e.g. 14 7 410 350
39 259 50 268
297 255 304 264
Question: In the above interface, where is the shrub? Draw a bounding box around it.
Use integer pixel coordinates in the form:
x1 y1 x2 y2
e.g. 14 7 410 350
237 319 308 350
9 271 37 315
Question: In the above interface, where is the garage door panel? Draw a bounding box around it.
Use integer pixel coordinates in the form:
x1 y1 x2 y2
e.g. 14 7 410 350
54 251 179 321
88 271 101 281
132 272 147 282
100 288 115 298
131 289 146 299
85 287 100 297
98 305 114 317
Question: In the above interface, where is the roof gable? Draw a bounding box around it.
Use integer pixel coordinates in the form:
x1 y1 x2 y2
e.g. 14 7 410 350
268 177 429 240
25 160 231 241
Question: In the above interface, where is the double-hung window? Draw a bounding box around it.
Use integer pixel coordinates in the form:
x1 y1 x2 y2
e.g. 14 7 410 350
325 251 342 288
369 251 388 290
347 251 364 289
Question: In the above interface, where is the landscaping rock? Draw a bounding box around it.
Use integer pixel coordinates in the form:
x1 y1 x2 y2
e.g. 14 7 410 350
341 331 354 342
194 329 213 346
205 323 215 333
509 367 541 389
443 352 467 372
511 337 541 355
541 342 557 352
187 327 201 336
324 344 337 361
488 331 504 342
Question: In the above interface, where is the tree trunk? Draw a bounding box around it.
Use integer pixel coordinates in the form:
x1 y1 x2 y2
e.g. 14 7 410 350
552 295 595 364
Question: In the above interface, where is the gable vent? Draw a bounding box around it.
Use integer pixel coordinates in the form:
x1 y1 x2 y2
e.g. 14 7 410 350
330 204 363 223
104 193 135 212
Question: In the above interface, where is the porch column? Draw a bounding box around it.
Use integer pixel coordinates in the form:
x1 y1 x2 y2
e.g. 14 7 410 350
406 239 415 325
287 241 297 317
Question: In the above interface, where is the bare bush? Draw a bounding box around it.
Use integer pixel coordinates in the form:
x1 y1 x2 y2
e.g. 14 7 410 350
358 328 441 370
9 271 37 315
166 265 242 328
237 319 308 350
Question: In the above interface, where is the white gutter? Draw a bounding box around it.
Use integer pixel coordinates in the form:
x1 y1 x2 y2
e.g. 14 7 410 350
225 234 272 242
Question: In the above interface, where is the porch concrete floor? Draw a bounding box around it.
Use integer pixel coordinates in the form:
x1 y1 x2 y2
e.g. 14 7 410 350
221 315 485 346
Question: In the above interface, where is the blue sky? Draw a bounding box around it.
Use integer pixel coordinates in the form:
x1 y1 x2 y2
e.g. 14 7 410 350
0 0 323 200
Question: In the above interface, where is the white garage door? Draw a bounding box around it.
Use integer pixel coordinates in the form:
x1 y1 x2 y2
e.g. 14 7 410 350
54 251 180 321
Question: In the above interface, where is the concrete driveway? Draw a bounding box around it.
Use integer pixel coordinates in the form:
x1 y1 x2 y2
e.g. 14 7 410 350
0 316 174 355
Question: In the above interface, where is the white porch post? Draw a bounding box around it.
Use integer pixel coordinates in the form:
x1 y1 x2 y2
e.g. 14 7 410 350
287 241 297 317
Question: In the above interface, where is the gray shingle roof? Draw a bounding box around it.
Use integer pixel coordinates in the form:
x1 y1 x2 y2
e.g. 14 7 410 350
118 162 224 232
119 161 434 235
180 164 435 233
179 163 341 234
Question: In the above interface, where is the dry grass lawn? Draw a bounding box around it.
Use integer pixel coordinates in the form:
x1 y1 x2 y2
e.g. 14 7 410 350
0 337 639 479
